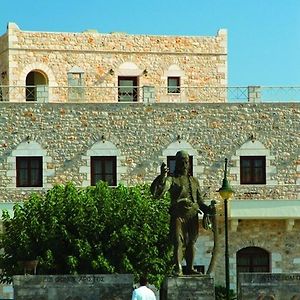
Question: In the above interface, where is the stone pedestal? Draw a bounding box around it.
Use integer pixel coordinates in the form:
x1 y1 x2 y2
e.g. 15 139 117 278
160 275 215 300
13 274 133 300
238 273 300 299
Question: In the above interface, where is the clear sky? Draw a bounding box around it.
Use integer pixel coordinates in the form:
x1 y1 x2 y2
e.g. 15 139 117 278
1 0 300 86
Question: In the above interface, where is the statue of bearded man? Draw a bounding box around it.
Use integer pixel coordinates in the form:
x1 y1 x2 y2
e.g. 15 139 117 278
151 150 212 276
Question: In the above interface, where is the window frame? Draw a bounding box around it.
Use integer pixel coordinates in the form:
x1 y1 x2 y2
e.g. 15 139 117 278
240 156 266 185
91 156 117 186
16 156 43 187
167 76 181 94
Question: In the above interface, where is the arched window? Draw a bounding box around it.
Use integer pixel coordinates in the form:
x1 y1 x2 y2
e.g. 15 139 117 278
117 62 142 102
237 247 270 274
7 141 54 189
231 140 277 186
80 141 126 187
25 70 48 102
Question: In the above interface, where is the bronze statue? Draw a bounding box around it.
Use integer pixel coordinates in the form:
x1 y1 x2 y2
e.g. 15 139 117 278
151 150 213 276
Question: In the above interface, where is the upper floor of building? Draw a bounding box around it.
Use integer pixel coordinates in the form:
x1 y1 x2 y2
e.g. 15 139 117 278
1 23 299 104
0 22 229 103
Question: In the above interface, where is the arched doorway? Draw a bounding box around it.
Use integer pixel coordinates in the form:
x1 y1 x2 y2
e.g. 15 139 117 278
237 247 270 274
25 70 48 102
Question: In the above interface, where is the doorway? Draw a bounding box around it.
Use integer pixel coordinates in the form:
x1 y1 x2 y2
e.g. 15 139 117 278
118 76 138 102
237 246 270 274
26 71 48 102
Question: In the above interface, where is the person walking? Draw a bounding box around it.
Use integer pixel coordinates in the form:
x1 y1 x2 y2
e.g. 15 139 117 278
131 276 156 300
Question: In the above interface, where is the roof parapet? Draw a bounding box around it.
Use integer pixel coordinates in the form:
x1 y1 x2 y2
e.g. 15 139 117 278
82 29 99 33
7 22 20 31
217 28 227 36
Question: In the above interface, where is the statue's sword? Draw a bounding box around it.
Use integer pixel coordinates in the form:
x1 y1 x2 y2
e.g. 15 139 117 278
206 200 218 275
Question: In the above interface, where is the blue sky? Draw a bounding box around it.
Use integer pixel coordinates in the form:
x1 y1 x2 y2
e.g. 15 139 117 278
1 0 300 86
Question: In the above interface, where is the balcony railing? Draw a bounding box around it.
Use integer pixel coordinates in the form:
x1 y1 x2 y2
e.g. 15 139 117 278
0 85 299 103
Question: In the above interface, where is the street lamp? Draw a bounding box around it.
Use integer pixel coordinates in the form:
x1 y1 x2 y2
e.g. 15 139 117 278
217 158 234 300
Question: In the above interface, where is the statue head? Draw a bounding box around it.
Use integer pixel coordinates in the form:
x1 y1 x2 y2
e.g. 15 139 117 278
174 150 190 176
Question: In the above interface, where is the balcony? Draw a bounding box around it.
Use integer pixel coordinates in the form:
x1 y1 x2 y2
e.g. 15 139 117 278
229 200 300 231
0 85 300 103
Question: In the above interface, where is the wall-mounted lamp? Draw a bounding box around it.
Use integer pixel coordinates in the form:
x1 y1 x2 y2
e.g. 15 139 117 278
143 69 148 76
109 69 114 76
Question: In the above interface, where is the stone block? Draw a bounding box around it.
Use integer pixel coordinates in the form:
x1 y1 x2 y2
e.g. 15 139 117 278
293 258 300 264
238 273 300 300
160 275 214 300
13 274 134 300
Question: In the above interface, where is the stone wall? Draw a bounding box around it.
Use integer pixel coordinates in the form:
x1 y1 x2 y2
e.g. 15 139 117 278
212 220 300 290
0 102 298 198
238 273 300 299
161 276 215 300
0 101 299 292
0 32 8 86
13 274 134 300
1 23 227 103
0 31 7 54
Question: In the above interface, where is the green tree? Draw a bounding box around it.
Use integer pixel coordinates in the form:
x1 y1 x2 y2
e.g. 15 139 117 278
0 182 173 286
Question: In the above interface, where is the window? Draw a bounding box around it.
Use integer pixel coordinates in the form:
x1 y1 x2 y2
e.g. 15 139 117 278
16 157 43 187
68 72 84 102
237 247 270 274
91 156 117 186
167 77 180 93
118 77 138 102
240 156 266 184
167 155 193 176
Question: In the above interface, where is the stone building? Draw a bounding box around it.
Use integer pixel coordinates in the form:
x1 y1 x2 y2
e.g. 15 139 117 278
0 22 299 299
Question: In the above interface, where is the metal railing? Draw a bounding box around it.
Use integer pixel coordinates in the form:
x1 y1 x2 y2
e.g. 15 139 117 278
0 85 299 103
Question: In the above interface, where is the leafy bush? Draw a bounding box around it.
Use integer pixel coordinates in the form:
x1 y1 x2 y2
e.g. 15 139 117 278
0 182 173 286
215 285 237 300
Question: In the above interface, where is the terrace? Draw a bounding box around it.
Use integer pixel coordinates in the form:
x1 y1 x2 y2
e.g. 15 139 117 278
0 85 300 103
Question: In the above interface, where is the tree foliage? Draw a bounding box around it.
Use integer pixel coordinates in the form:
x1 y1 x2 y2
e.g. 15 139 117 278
0 182 173 286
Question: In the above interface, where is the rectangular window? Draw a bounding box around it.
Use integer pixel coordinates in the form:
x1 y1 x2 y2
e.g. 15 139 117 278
167 155 193 176
16 157 43 187
118 77 138 102
68 72 84 101
167 77 180 94
240 156 266 184
91 156 117 186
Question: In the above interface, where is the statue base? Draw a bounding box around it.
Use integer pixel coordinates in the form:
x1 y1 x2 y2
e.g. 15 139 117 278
160 275 215 300
238 273 300 299
13 274 133 300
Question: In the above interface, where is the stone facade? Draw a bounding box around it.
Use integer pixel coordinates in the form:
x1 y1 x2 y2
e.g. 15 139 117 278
0 102 298 294
0 23 299 299
0 23 227 103
0 103 298 200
